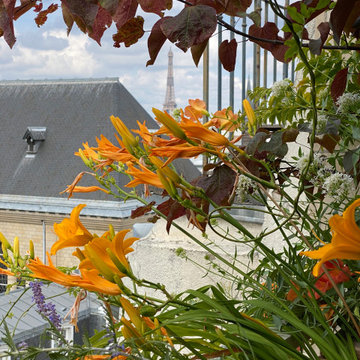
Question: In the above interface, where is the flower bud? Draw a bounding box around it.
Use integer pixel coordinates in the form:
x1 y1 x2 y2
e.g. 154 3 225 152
29 240 35 260
243 99 257 135
152 108 187 140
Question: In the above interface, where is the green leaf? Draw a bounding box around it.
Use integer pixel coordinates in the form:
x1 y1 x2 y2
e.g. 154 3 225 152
287 6 304 24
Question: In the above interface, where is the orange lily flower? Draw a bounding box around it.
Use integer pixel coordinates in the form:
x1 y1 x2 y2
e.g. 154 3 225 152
150 144 208 166
125 162 164 189
80 229 137 279
75 142 101 163
210 109 240 131
27 255 122 295
96 135 136 163
61 185 110 198
301 199 360 277
132 121 154 145
180 120 230 146
184 99 209 120
51 204 94 255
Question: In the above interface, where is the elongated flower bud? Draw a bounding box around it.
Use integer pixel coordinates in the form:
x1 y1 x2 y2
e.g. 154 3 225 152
0 232 12 251
13 237 19 259
1 243 8 260
156 169 178 198
149 156 181 184
29 240 35 260
152 108 187 140
110 116 138 151
243 99 257 135
108 224 115 240
78 148 92 167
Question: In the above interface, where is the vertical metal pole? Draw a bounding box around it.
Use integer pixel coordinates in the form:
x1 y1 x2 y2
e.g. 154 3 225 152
229 16 235 110
42 220 46 264
203 43 209 170
273 13 278 83
283 0 289 79
253 0 261 90
218 17 222 110
263 0 268 88
241 15 247 107
291 59 295 82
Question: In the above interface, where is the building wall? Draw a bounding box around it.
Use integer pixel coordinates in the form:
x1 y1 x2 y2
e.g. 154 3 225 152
0 210 140 269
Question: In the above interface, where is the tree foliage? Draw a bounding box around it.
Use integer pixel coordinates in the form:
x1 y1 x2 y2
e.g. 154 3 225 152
1 0 359 71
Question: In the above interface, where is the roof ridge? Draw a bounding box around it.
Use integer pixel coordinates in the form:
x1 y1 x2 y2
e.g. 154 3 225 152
0 78 120 86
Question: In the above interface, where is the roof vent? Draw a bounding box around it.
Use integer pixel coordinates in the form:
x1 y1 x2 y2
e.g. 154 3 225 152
23 127 47 154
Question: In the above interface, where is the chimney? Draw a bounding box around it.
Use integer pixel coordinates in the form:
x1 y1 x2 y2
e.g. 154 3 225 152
23 127 47 154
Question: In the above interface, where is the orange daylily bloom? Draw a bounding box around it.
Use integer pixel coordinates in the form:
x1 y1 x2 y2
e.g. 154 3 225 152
125 162 164 189
62 185 110 198
51 204 94 255
150 144 208 166
80 229 137 278
96 135 136 163
120 297 173 347
184 99 209 120
301 199 360 277
76 142 101 163
180 121 230 146
79 353 130 360
27 255 122 295
210 109 240 131
132 121 154 145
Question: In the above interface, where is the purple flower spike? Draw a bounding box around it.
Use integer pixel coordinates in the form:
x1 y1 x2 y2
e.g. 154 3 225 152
29 281 62 331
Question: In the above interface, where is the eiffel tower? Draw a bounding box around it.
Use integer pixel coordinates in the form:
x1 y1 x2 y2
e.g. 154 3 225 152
163 49 177 114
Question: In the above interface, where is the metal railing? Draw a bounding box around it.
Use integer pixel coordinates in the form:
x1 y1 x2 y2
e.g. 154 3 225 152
203 0 296 113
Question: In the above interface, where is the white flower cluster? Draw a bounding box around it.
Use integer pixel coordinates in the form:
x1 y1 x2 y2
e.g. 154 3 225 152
271 79 292 97
236 175 255 202
295 153 331 186
336 92 360 114
323 173 355 203
314 114 328 134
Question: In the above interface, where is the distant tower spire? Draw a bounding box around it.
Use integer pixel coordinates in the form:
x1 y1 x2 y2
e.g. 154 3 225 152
163 49 177 114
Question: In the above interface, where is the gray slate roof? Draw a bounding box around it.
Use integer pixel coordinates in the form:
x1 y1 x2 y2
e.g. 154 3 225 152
0 283 102 345
0 78 199 201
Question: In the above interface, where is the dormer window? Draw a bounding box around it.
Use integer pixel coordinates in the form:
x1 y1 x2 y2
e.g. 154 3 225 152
23 127 46 154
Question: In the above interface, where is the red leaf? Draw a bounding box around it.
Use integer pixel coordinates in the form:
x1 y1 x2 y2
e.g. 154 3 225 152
308 22 330 55
137 0 168 16
89 6 112 45
282 128 299 143
61 1 74 35
113 0 138 29
113 16 144 48
160 5 217 52
331 68 348 103
99 0 119 15
14 0 36 20
61 0 99 34
157 198 186 233
0 0 16 48
131 201 156 218
191 39 208 66
314 134 340 153
219 38 237 72
216 0 252 16
35 3 58 27
330 0 357 43
147 17 168 66
249 22 290 63
194 165 237 206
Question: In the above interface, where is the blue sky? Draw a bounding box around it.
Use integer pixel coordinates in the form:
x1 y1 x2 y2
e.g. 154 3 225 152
0 3 285 116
